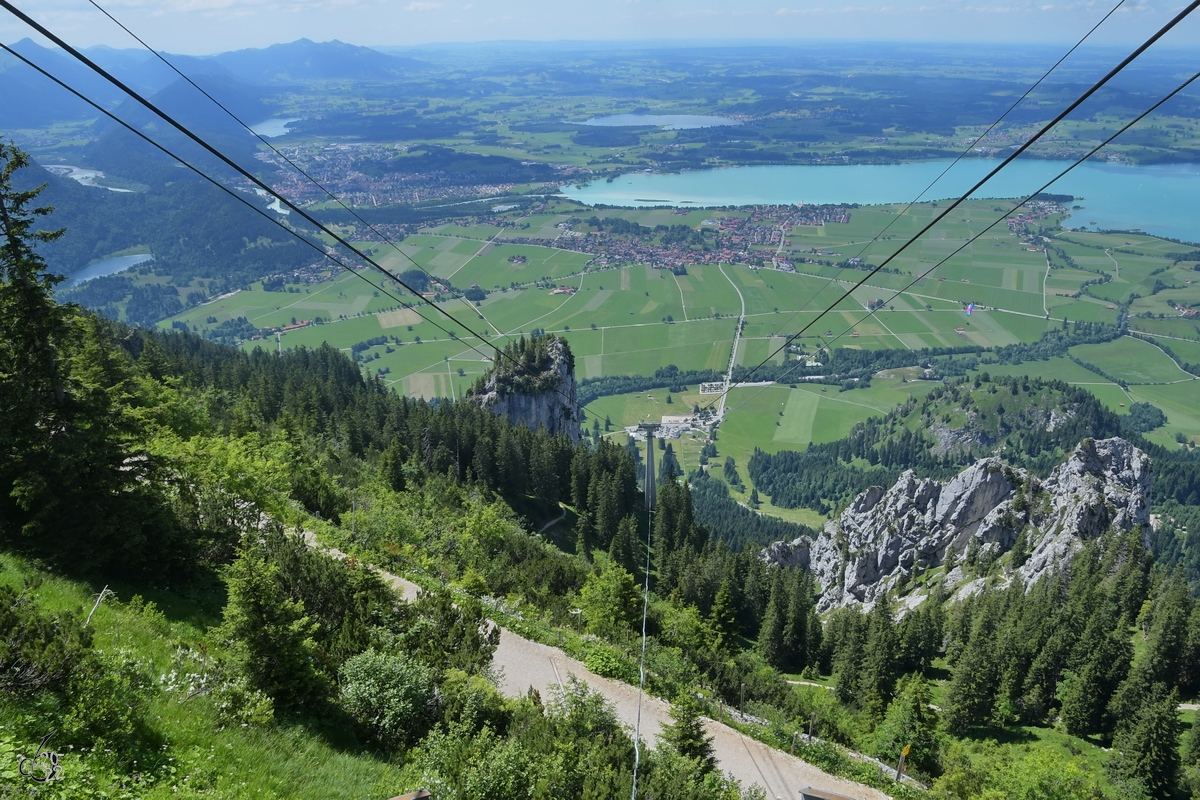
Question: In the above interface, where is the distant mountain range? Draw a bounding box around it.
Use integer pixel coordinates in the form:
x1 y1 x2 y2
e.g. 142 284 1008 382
0 37 429 129
209 38 429 84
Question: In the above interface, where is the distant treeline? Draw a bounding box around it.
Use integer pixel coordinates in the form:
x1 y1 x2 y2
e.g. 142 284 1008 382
689 469 817 550
579 365 722 406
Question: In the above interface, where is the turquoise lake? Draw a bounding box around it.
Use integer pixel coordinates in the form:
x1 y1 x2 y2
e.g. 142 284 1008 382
561 160 1200 244
579 114 741 130
249 117 301 138
61 254 154 287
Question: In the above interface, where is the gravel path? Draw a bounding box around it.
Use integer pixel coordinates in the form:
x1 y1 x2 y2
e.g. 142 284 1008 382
308 535 886 799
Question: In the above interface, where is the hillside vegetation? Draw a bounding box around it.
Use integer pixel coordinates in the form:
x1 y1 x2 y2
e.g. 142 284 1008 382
4 142 1200 799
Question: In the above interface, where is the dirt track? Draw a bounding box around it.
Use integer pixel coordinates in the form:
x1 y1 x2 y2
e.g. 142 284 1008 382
493 629 888 800
308 536 887 799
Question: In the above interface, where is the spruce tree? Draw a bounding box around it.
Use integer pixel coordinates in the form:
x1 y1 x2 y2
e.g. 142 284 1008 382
944 600 1001 735
781 570 809 672
661 694 716 774
608 514 640 578
859 594 897 720
0 144 169 572
709 578 740 654
757 571 786 668
869 673 941 777
1183 710 1200 767
570 445 591 509
575 512 594 561
218 540 324 708
828 608 866 704
1110 685 1183 798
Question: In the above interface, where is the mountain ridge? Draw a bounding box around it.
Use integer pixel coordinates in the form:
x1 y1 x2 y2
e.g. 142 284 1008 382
764 436 1153 613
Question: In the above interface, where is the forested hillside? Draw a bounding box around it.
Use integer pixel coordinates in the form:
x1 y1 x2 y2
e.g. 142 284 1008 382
0 144 764 798
749 372 1200 585
5 141 1200 799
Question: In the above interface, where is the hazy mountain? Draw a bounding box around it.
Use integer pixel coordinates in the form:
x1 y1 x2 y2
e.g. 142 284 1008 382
0 38 126 126
78 72 278 186
209 38 429 84
81 44 232 96
100 72 279 134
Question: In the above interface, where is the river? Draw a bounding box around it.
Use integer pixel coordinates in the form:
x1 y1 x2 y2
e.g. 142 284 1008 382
562 159 1200 244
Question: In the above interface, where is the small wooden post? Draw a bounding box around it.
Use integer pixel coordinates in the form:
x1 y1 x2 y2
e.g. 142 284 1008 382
895 744 910 782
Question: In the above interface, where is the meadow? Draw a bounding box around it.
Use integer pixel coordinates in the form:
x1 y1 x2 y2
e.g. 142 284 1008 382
158 197 1199 526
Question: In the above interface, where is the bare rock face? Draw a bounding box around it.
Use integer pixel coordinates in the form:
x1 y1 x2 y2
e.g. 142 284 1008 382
468 335 580 444
763 437 1152 612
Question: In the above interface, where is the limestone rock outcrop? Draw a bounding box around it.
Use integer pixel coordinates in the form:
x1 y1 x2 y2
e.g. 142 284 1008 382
763 437 1152 612
468 335 580 444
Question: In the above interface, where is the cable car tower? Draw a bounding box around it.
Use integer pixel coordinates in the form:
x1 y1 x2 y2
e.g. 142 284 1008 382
638 422 661 511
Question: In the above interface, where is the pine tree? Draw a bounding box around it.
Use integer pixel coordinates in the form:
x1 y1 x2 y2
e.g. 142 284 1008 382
575 512 594 561
608 514 640 578
868 673 941 777
709 578 740 654
660 694 716 774
1110 685 1183 798
757 571 786 668
781 570 810 672
859 594 897 720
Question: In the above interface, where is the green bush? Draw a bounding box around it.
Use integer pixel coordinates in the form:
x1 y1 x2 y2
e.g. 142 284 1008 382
0 584 91 695
584 642 638 684
339 648 438 749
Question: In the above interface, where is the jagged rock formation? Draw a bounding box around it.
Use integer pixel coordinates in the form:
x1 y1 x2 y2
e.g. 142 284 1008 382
467 334 580 444
763 437 1152 612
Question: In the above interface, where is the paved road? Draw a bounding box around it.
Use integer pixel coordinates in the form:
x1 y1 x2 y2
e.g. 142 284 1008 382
307 534 887 800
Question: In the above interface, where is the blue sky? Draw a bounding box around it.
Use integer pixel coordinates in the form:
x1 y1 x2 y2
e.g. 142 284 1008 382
2 0 1196 55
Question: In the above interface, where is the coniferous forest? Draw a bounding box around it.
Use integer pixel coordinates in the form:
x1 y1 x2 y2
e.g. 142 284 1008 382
4 140 1200 799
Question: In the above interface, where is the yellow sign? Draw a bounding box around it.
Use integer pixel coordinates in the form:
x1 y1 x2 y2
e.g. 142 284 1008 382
902 744 912 757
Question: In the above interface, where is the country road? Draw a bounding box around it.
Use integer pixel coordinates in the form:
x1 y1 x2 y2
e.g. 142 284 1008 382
306 533 887 800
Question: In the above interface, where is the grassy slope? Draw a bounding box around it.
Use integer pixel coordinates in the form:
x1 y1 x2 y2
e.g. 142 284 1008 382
0 552 405 800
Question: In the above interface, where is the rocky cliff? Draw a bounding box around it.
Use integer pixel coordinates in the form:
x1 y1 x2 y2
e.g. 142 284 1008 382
763 437 1152 612
468 334 580 444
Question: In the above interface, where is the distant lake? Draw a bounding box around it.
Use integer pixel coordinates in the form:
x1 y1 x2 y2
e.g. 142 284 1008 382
579 114 741 130
249 117 300 138
61 254 153 287
562 159 1200 244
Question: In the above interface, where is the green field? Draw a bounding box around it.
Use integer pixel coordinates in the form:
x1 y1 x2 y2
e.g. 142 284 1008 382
1070 336 1192 384
155 200 1199 530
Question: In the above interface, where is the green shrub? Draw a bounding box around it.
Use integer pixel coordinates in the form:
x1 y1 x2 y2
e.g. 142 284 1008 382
584 642 638 684
339 648 438 749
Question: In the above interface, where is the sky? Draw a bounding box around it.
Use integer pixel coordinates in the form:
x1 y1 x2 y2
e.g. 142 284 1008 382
1 0 1197 55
